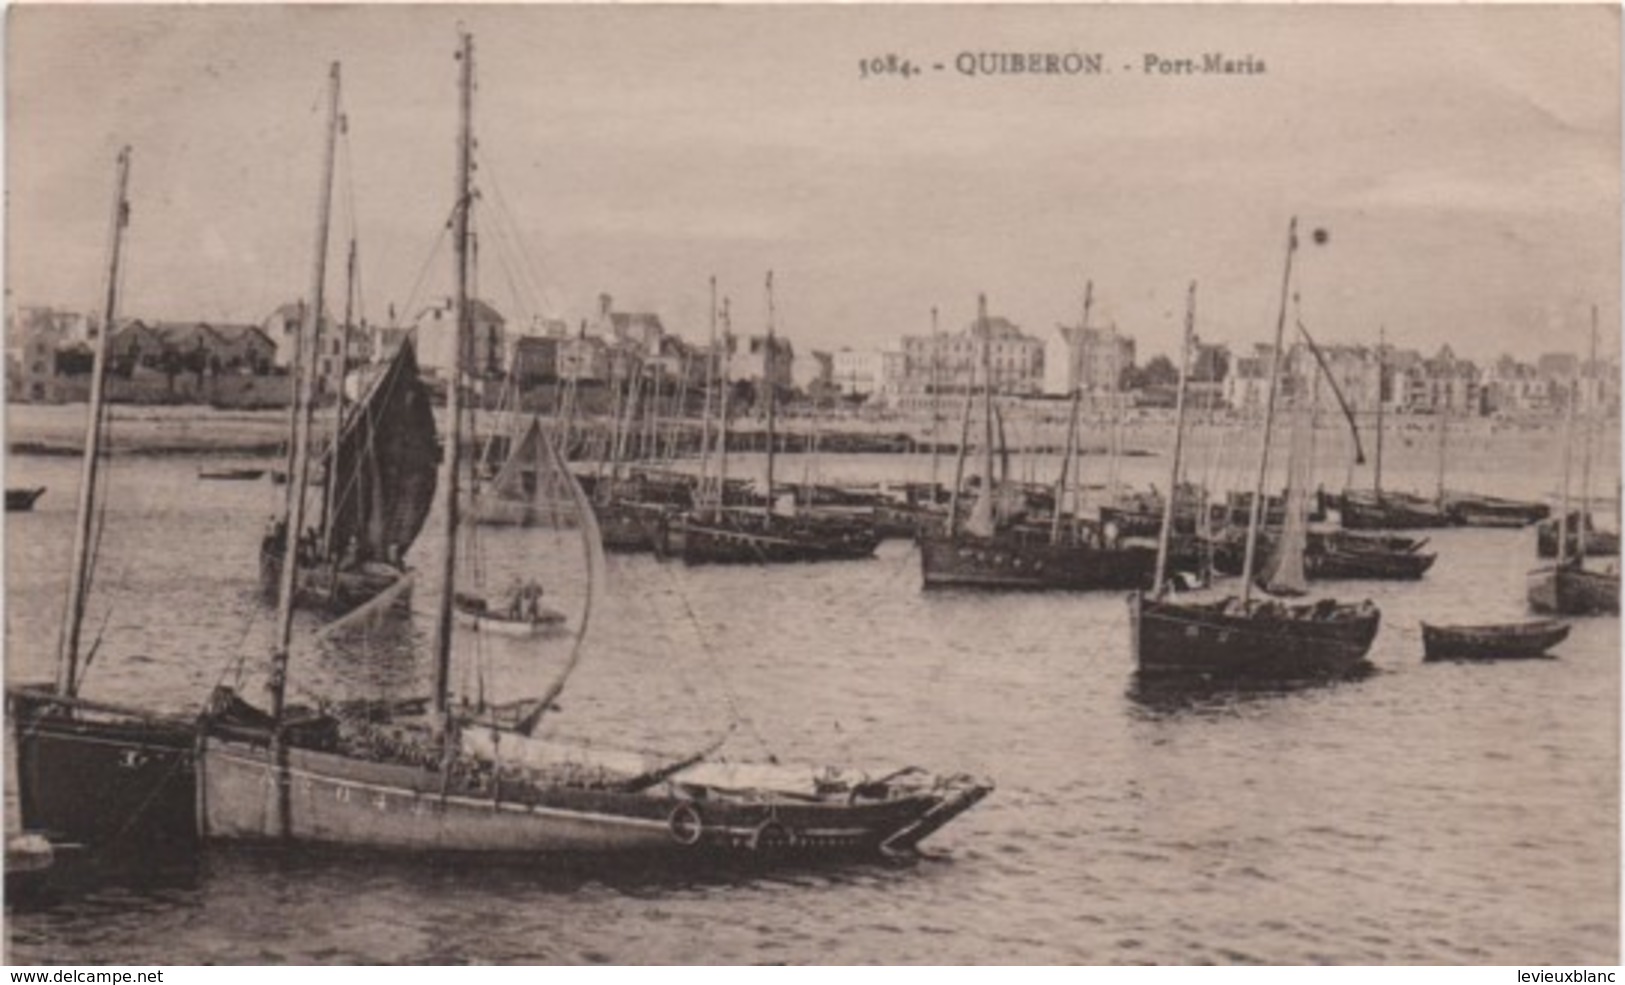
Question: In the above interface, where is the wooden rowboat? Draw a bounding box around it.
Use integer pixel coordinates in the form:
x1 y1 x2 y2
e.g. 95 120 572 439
1421 619 1570 661
6 487 46 512
199 467 268 481
453 593 566 637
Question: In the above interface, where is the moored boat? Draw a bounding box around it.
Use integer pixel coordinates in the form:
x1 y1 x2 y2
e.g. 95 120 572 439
6 486 47 512
7 148 202 856
259 335 438 614
1421 619 1569 660
198 39 990 866
198 466 267 481
1132 227 1382 683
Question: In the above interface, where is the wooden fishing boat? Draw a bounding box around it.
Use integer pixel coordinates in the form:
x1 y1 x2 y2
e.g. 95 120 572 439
1527 312 1621 617
1421 619 1569 660
7 149 203 856
199 41 990 866
1339 489 1450 530
921 291 1160 592
453 593 566 636
1536 514 1621 559
920 525 1156 591
6 486 47 512
1308 543 1435 580
1528 562 1620 616
8 685 198 852
667 509 878 565
671 272 880 567
198 466 267 481
1445 493 1549 528
1132 225 1382 682
1132 593 1381 680
259 336 438 614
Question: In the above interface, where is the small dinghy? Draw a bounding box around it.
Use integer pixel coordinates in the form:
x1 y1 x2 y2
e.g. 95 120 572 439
199 466 268 481
1421 619 1570 661
6 487 46 512
453 591 565 637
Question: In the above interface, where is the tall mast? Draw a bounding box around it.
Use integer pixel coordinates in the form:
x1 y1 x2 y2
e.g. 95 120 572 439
1578 306 1598 561
55 146 131 698
929 306 941 498
763 270 777 527
979 294 995 515
1052 281 1092 544
698 276 717 504
1153 282 1197 595
1374 326 1386 496
431 32 473 733
268 63 342 728
1435 347 1450 505
1240 216 1299 607
321 236 358 552
715 298 732 521
1556 374 1576 567
946 301 976 537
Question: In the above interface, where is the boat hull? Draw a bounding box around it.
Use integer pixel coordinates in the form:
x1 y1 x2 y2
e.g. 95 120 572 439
1339 494 1451 531
260 545 410 615
198 734 985 861
1421 620 1570 660
667 516 879 565
1536 519 1621 559
1527 565 1620 616
7 687 197 852
6 487 46 512
919 532 1158 592
1130 593 1380 680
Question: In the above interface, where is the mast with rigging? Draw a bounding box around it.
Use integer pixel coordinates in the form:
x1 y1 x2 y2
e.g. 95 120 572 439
55 146 132 699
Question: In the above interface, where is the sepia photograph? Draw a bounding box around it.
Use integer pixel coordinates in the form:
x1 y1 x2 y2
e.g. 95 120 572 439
3 2 1619 966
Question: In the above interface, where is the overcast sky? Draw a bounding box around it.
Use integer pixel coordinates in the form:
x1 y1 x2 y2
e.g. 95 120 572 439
7 5 1619 382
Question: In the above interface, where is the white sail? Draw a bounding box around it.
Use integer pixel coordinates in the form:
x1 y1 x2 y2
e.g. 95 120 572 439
1261 393 1311 596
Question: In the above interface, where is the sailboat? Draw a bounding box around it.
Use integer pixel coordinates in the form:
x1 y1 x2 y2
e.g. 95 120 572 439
8 148 201 854
1131 223 1381 680
665 272 880 566
918 293 1158 591
1336 328 1451 532
197 36 989 862
470 415 581 528
1528 308 1620 616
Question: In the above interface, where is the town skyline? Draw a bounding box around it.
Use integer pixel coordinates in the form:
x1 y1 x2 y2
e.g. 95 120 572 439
8 6 1619 374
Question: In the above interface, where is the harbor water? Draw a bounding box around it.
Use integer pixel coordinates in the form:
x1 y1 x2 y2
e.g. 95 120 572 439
4 429 1619 964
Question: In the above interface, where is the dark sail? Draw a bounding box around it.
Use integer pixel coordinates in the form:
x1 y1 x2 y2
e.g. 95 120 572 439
324 339 439 563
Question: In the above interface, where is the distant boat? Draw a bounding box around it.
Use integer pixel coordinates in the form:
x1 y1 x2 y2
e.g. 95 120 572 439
1536 513 1620 559
1421 619 1569 661
668 272 879 566
920 291 1156 592
1444 492 1549 528
453 591 566 637
6 486 46 512
470 416 580 528
259 337 438 614
1528 309 1620 617
198 466 267 481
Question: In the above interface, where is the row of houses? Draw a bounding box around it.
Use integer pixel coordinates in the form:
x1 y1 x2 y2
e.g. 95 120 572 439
1225 342 1618 417
9 300 1615 419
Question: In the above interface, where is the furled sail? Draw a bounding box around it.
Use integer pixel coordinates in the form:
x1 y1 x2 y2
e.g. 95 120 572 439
323 339 439 564
1260 397 1311 596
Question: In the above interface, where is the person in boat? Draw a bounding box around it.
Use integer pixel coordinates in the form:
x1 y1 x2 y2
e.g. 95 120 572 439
504 575 527 620
340 535 360 570
524 578 545 621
